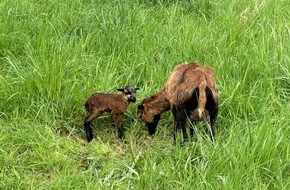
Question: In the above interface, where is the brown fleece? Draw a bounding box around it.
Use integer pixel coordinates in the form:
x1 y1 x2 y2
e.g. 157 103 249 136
84 86 139 142
164 62 218 119
138 62 219 142
138 89 170 123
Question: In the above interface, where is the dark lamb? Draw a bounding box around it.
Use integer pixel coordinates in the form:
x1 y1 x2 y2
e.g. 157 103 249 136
84 86 139 142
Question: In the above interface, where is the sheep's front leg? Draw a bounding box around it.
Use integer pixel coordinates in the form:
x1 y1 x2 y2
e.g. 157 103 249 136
172 105 188 144
112 112 125 140
172 105 178 143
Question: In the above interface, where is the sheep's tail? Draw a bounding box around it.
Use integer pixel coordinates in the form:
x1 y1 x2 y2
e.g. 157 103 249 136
197 79 207 118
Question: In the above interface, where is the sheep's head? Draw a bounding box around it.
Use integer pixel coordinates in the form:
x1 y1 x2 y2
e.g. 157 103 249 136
137 103 160 136
117 86 139 103
137 93 170 135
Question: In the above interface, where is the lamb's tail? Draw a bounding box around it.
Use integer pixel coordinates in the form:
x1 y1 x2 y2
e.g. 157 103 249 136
197 78 207 118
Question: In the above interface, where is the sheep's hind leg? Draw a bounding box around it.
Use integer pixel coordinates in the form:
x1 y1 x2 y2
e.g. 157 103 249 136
207 106 218 141
208 110 217 141
84 110 102 142
205 87 218 141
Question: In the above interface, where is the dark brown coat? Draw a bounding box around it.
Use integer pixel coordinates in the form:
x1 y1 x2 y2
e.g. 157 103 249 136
84 86 139 142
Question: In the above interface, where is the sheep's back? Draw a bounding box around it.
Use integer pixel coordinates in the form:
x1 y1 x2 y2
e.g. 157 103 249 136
85 93 128 113
164 63 218 105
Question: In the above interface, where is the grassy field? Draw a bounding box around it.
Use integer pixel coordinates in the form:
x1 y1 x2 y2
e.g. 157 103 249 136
0 0 290 189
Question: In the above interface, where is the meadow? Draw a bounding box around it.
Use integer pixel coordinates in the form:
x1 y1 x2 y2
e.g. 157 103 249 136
0 0 290 189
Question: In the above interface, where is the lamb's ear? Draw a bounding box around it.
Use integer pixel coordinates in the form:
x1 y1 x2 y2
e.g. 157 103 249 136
135 87 140 91
138 105 145 110
117 88 124 92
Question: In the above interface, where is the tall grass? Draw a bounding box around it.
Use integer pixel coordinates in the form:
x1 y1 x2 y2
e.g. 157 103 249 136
1 0 290 189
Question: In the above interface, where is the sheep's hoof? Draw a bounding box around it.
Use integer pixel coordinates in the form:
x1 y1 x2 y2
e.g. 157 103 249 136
86 135 93 143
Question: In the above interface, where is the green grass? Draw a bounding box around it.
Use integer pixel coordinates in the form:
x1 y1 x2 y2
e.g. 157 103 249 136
1 0 290 189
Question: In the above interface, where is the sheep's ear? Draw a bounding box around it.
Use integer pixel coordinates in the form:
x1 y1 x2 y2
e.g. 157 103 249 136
135 87 140 91
117 88 124 92
138 105 145 110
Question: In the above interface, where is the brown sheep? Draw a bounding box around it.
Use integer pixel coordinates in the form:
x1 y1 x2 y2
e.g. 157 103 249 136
84 86 139 142
138 62 218 143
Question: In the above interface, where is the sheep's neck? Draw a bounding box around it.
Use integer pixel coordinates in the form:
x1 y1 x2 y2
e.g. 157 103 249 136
154 91 170 114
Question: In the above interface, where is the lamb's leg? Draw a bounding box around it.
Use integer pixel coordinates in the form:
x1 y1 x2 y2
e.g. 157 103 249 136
84 110 102 142
112 112 125 140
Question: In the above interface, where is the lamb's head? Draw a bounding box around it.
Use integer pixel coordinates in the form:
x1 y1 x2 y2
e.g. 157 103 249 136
117 86 139 103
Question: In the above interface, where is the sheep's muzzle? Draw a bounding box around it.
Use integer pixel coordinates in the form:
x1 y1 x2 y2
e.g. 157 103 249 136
128 96 136 103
